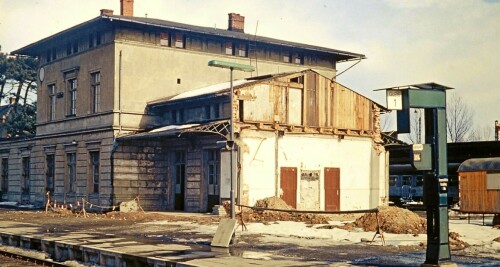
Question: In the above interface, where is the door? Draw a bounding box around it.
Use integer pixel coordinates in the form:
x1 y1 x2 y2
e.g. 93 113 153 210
280 167 297 208
324 167 340 211
173 151 186 210
205 149 220 212
46 155 55 195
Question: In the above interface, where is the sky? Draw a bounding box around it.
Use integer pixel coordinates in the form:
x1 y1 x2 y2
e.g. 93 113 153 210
1 0 499 136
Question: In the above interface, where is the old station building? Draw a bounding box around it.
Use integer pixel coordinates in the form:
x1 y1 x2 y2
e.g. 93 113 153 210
1 0 387 211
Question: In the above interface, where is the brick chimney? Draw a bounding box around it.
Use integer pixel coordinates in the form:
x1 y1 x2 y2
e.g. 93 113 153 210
120 0 134 16
9 97 15 105
228 13 245 33
100 9 114 16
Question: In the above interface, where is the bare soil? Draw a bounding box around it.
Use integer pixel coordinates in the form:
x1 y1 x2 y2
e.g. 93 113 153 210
352 206 427 234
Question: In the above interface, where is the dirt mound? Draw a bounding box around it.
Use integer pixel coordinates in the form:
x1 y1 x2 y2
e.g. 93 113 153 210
449 232 469 250
254 197 293 210
237 197 328 224
353 206 426 234
241 209 328 224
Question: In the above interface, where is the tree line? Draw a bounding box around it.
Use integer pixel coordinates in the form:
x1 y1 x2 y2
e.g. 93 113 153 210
0 47 37 137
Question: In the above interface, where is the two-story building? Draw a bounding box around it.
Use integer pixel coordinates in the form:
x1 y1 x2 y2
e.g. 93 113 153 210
117 69 387 212
2 0 385 211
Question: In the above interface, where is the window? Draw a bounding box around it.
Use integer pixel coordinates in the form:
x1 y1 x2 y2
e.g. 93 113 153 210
172 109 184 124
22 157 30 194
225 42 233 55
402 175 412 186
66 153 76 193
67 78 77 116
294 52 303 64
160 32 169 46
205 104 220 120
90 72 100 113
205 150 220 196
283 52 291 63
89 34 94 48
48 84 56 120
72 41 78 54
237 44 247 57
89 151 99 193
1 158 8 193
174 151 185 194
96 32 102 46
175 33 184 48
46 155 55 194
66 43 72 55
416 175 424 187
389 176 398 186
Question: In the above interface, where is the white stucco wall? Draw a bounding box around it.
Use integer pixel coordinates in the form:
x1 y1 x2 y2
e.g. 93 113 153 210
238 130 387 211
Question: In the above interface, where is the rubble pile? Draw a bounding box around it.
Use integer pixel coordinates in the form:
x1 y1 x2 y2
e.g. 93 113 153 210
353 206 426 234
449 231 469 249
240 197 329 224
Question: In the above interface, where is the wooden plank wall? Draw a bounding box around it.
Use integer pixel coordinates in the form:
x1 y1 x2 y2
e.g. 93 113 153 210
240 71 375 133
331 82 372 131
459 171 500 213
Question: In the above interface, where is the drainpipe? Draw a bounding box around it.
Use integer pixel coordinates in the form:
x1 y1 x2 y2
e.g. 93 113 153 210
118 50 123 134
275 131 279 196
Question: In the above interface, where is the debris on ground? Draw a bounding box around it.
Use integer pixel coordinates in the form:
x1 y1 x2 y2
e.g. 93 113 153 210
493 236 500 243
237 196 329 224
254 196 293 210
449 231 469 249
119 199 139 212
352 206 426 234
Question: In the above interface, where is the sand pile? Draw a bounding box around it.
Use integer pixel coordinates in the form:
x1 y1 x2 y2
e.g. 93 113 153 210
238 196 328 224
353 206 426 234
254 196 293 210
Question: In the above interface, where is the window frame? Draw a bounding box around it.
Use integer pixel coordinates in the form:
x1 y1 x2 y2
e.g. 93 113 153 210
22 157 30 194
66 153 76 193
89 151 100 193
67 78 77 116
1 158 8 193
48 84 56 121
90 72 101 114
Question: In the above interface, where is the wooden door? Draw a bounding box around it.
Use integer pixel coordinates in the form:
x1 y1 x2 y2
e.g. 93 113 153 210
205 149 220 212
324 167 340 211
173 151 186 210
280 167 297 208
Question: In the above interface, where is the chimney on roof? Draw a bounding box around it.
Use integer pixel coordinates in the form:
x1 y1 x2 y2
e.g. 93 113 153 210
228 13 245 33
120 0 134 16
100 9 114 16
9 97 15 105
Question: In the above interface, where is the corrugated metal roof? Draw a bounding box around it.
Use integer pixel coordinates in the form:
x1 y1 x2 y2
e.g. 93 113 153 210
13 14 364 62
458 157 500 172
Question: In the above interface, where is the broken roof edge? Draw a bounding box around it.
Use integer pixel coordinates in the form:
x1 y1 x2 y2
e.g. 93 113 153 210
148 69 387 112
147 70 303 108
117 119 229 141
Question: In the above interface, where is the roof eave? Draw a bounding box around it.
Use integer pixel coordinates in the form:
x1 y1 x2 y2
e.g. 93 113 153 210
11 16 104 56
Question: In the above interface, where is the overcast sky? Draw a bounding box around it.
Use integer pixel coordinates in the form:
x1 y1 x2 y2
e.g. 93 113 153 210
1 0 499 135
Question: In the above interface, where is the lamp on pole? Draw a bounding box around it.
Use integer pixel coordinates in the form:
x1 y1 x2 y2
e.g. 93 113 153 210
208 60 255 220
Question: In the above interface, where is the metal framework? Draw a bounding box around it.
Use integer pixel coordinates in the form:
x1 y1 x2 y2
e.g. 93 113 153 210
180 120 230 138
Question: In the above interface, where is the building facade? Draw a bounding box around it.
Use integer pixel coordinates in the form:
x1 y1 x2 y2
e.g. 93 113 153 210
2 1 380 211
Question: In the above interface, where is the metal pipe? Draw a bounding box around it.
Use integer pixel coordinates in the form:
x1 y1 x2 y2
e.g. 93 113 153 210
230 67 235 220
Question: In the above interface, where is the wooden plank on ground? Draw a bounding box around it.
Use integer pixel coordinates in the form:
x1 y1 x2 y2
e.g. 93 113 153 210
211 218 237 248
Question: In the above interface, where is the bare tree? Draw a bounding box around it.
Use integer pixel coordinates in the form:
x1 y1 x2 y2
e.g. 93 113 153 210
468 124 494 141
446 93 474 143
